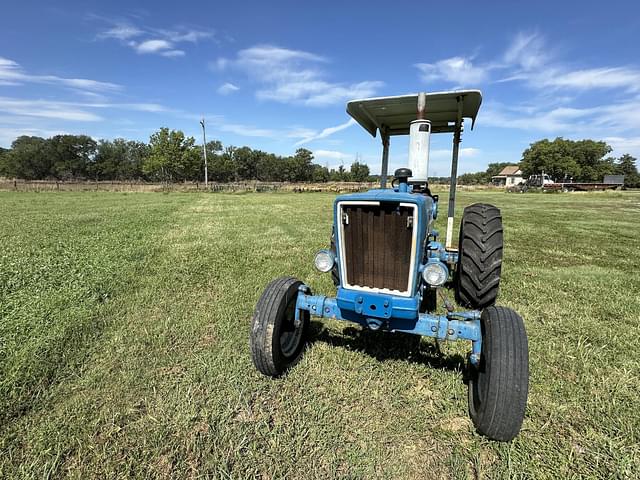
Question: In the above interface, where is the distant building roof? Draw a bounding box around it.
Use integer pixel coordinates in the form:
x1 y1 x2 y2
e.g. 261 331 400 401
498 165 521 176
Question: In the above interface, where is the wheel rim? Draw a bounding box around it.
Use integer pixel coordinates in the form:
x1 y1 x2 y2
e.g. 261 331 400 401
279 300 303 358
469 366 486 416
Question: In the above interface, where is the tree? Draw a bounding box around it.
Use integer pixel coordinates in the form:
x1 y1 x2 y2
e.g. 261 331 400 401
350 161 370 182
520 138 612 182
311 164 330 182
94 139 148 180
234 146 259 180
616 154 639 187
285 148 314 182
47 135 97 180
3 136 53 179
143 128 199 182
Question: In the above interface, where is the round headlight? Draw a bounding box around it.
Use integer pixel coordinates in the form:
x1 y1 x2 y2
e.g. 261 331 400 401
422 262 448 286
314 249 335 273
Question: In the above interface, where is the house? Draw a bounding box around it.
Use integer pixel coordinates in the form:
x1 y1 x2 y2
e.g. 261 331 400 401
492 165 523 187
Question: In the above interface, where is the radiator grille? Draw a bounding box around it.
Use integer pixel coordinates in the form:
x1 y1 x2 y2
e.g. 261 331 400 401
341 203 414 293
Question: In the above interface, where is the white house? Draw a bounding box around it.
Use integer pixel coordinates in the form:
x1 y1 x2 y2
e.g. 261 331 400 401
492 166 523 187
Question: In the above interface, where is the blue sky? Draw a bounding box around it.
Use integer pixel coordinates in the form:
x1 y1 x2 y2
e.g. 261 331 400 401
1 0 639 176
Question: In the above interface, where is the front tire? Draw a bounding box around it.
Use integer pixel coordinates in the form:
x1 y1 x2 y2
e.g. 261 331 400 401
468 306 529 441
250 277 309 377
455 203 503 309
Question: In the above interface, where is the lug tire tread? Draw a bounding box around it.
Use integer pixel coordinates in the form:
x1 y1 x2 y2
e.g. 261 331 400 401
455 203 503 309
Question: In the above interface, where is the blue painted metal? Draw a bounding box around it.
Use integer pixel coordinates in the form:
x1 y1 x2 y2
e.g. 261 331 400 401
336 287 419 320
297 290 482 366
322 185 483 365
333 189 434 297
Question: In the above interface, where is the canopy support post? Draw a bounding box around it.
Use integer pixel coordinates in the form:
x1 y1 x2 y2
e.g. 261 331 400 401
380 127 390 188
445 96 464 249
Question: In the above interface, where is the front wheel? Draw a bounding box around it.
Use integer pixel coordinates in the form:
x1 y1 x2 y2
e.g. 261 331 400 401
468 306 529 441
250 277 309 377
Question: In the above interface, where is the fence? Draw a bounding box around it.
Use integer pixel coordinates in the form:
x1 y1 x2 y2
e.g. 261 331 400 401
0 179 503 193
0 179 381 193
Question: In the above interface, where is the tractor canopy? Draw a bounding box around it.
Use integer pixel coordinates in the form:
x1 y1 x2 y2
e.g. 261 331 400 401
346 90 482 137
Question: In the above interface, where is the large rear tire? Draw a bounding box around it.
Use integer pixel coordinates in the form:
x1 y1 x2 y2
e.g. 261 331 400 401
455 203 503 309
250 277 309 377
468 306 529 441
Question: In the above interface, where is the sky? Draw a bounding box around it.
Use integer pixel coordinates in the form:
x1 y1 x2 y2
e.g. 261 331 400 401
1 0 639 176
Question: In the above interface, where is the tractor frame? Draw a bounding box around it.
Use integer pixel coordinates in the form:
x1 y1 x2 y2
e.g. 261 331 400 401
250 90 529 442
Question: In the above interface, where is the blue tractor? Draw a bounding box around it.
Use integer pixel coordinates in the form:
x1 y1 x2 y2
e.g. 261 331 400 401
250 91 529 441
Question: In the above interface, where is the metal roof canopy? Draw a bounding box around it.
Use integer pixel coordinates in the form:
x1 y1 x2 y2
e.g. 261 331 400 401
345 90 483 250
346 90 482 137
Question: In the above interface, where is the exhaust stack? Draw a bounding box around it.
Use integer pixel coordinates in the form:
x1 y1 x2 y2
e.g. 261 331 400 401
408 92 431 183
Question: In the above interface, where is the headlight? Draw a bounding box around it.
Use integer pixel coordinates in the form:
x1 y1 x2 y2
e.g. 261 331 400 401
314 249 335 273
422 262 448 286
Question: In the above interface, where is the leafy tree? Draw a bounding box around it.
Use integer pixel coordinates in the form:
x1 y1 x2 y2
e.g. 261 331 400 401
256 152 282 181
330 164 347 182
3 136 53 179
234 146 259 180
94 139 148 180
616 154 637 176
285 148 314 182
0 146 10 177
616 154 639 187
350 161 370 182
520 138 612 182
311 164 330 182
143 128 199 182
47 135 97 179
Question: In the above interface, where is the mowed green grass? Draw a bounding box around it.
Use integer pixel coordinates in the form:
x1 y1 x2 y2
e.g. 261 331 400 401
1 190 639 479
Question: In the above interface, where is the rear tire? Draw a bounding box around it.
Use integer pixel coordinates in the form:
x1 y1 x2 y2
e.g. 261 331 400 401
468 306 529 441
250 277 309 377
455 203 503 309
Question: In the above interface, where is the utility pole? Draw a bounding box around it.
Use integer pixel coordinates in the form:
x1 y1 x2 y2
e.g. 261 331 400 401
200 118 208 188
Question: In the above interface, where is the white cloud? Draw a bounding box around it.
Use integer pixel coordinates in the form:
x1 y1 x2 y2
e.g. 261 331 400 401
0 57 120 92
161 49 185 58
503 32 548 71
0 96 174 124
536 67 640 92
98 24 142 41
217 82 239 95
97 19 213 58
0 97 103 122
415 57 490 86
216 45 383 106
217 123 276 137
136 39 172 54
294 118 357 146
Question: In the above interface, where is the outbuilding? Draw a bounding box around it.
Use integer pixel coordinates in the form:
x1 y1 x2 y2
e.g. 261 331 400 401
492 165 523 187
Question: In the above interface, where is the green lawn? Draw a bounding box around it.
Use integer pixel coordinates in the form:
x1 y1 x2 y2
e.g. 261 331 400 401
1 190 639 479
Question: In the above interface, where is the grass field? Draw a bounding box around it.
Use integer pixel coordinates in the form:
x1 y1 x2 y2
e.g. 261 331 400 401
1 190 639 479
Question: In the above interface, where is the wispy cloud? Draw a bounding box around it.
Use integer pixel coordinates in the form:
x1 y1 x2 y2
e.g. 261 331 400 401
0 57 120 92
294 118 357 145
217 82 239 95
96 19 213 58
0 96 171 123
0 97 103 122
415 57 491 86
215 45 383 106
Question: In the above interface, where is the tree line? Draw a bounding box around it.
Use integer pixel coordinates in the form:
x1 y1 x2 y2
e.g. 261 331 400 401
459 138 639 187
0 128 372 183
